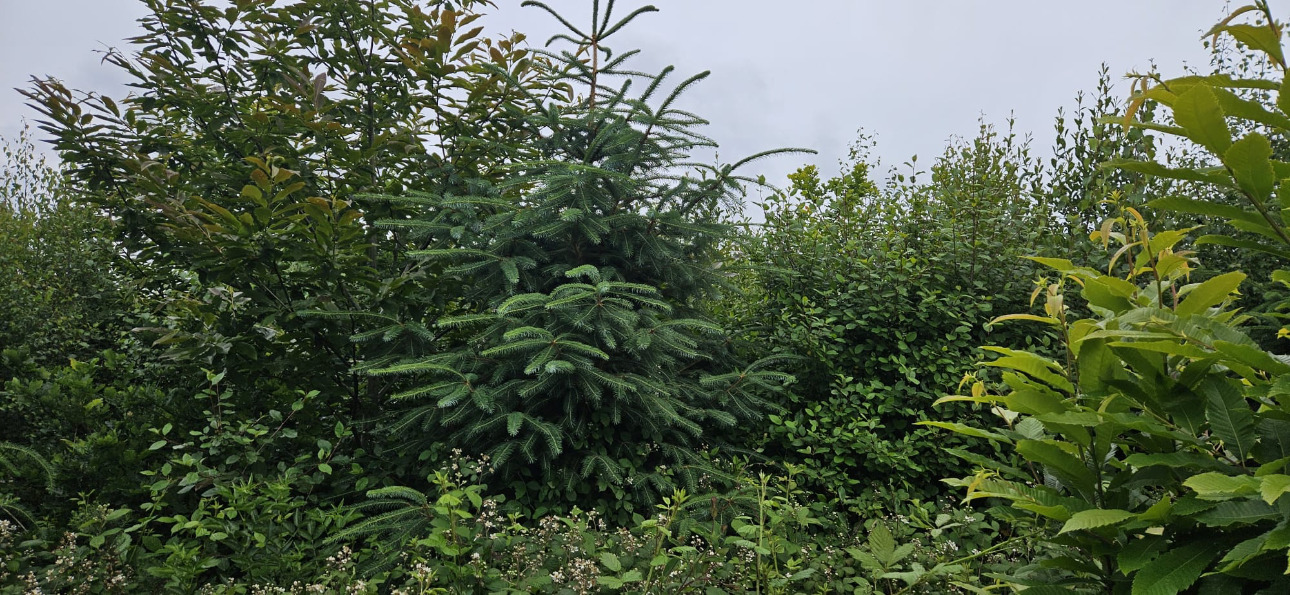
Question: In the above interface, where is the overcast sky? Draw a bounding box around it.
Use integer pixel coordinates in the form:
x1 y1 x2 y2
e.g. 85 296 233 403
2 1 1285 199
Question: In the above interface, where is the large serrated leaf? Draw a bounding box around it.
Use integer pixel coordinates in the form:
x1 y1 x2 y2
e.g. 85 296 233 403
1149 196 1264 225
1218 532 1270 572
1119 535 1167 574
1280 75 1290 116
1058 508 1136 534
1184 472 1260 500
1194 499 1278 526
867 522 896 565
1124 452 1226 471
1224 133 1277 201
599 551 621 572
1107 159 1232 186
983 352 1073 393
1131 541 1223 595
1223 24 1286 68
1203 377 1257 462
1176 272 1246 316
1016 440 1096 502
1173 85 1232 156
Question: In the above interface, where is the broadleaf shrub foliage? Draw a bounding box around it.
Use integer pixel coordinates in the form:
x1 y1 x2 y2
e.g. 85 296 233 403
933 3 1290 592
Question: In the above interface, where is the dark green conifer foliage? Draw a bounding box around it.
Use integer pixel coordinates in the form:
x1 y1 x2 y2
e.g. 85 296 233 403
370 0 796 508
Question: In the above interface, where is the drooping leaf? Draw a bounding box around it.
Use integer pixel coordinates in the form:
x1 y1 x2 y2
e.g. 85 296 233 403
1016 440 1097 502
917 421 1013 443
1202 377 1257 462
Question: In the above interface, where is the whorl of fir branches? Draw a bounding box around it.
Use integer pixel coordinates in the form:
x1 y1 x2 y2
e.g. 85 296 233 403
365 0 801 509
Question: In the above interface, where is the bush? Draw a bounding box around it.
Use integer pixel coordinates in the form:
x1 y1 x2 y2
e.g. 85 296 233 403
0 127 127 375
934 5 1290 592
736 128 1054 509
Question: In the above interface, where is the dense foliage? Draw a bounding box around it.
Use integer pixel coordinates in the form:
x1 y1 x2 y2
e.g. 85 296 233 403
8 0 1290 593
933 2 1290 592
732 127 1055 511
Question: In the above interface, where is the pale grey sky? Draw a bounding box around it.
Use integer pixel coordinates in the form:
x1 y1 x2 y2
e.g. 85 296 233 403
1 1 1283 197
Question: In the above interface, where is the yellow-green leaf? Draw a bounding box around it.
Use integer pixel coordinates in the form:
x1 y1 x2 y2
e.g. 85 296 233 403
917 421 1012 444
1058 509 1136 534
1261 474 1290 505
1184 471 1260 500
1173 85 1232 156
1176 272 1246 316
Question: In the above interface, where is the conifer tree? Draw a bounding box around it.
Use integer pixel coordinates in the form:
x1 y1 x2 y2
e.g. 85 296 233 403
370 0 796 509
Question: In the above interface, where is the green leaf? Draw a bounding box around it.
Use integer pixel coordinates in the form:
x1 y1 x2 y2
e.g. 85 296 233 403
1107 159 1231 186
1195 234 1290 261
1173 84 1232 156
1058 508 1136 534
1184 472 1260 500
1217 532 1268 572
1176 272 1246 316
1212 86 1290 131
1203 377 1257 462
917 421 1012 444
1194 499 1278 526
867 522 896 565
1015 440 1097 502
600 551 622 572
1222 24 1286 68
1004 388 1067 416
1149 196 1265 226
1083 277 1135 312
1261 474 1290 505
1224 133 1277 201
983 350 1073 393
1124 452 1225 471
1119 536 1167 574
1257 419 1290 465
1131 541 1222 595
1213 340 1290 375
1077 338 1123 395
1279 75 1290 116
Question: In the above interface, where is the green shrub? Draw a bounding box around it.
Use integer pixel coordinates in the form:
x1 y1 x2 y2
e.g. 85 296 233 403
737 128 1055 509
934 5 1290 592
0 128 127 375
